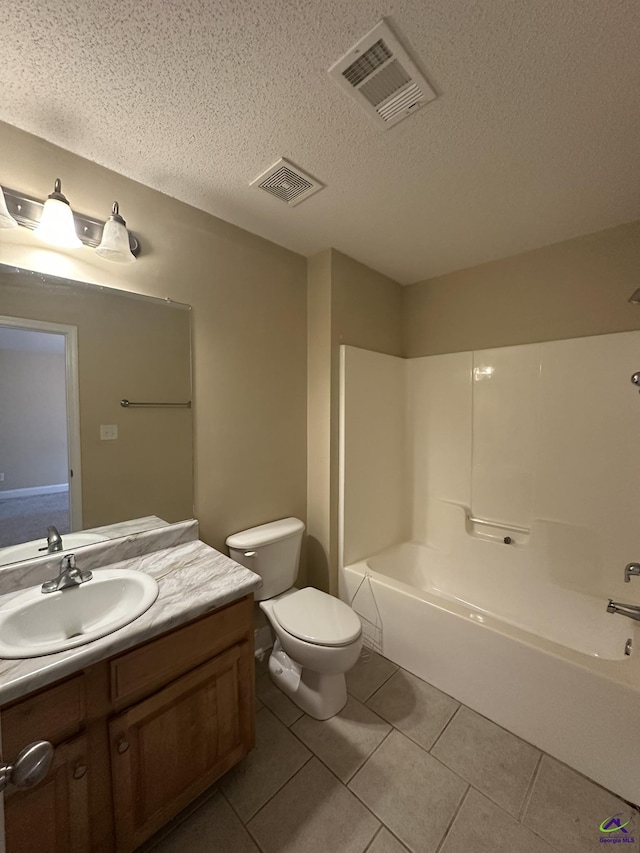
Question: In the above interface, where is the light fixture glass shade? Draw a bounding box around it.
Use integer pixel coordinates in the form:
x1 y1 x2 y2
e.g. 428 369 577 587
33 179 81 248
95 202 136 263
0 186 19 229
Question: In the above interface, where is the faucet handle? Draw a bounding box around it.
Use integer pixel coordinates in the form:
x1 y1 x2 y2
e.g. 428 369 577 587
624 562 640 582
60 553 76 571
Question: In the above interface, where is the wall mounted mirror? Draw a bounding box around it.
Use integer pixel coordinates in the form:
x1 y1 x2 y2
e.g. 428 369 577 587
0 263 193 566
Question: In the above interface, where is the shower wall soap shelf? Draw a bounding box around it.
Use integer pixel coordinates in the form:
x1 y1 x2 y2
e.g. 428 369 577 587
466 513 530 546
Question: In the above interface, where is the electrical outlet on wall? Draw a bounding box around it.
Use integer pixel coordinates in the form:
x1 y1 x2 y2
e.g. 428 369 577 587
0 473 4 482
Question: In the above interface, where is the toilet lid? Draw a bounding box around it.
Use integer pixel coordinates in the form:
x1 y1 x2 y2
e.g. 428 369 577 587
272 588 362 647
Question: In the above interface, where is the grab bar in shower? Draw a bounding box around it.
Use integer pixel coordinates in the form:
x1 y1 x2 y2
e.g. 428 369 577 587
468 516 530 535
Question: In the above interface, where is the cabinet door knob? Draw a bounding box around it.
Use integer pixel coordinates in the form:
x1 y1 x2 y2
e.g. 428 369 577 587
0 741 54 792
73 764 87 780
117 739 130 754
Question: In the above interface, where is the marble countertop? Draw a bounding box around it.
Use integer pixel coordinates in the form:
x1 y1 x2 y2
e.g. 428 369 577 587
0 538 262 706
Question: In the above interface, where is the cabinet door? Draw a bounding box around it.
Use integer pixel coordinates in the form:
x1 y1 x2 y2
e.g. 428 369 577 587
4 734 90 853
110 640 253 852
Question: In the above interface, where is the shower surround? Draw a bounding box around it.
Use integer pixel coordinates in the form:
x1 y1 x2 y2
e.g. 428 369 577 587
338 336 640 804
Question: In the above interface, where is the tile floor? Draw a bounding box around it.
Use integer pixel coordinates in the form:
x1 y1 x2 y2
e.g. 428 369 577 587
141 649 638 853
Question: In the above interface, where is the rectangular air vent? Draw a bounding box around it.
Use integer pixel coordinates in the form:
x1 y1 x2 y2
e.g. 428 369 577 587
250 158 324 207
328 19 436 129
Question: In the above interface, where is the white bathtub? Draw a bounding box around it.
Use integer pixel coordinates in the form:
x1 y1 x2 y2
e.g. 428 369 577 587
341 541 640 804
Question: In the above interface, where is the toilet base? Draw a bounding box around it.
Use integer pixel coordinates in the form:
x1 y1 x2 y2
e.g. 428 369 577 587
268 640 348 720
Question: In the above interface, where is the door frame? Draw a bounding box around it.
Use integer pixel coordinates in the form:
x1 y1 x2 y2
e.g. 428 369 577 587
0 315 83 532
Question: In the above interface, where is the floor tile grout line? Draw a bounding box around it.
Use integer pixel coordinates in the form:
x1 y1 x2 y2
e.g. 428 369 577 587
427 702 462 756
343 723 394 786
243 810 268 853
347 726 397 787
344 722 474 851
217 785 268 852
362 825 385 852
422 770 568 853
287 723 382 789
343 714 471 808
518 751 544 822
364 820 413 853
357 660 400 705
244 819 268 853
218 785 251 828
223 750 315 828
245 748 387 851
426 702 462 754
289 740 391 840
383 826 413 853
285 694 394 786
424 743 530 822
462 779 560 841
372 716 451 760
434 783 471 853
348 784 397 844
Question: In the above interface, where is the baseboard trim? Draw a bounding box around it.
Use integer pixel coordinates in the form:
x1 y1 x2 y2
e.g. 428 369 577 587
0 483 69 501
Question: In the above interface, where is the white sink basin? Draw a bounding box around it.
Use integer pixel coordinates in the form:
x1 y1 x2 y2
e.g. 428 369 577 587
0 533 109 567
0 569 159 658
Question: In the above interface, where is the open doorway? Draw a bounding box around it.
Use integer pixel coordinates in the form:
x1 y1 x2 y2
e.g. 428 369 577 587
0 317 82 548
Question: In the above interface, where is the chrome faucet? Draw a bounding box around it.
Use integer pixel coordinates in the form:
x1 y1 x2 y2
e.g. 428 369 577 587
625 562 640 582
46 526 63 554
41 554 92 594
607 599 640 623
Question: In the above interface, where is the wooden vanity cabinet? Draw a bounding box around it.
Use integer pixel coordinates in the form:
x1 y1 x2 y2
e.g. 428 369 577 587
0 594 255 853
110 641 252 850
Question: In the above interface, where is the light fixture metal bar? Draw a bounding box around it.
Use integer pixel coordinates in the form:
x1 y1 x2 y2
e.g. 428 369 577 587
2 188 140 256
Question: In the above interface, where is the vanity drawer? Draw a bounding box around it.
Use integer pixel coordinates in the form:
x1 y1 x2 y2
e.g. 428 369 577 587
2 674 86 758
110 595 253 709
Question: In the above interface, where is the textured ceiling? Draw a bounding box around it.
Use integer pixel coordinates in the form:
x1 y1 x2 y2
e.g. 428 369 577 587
1 0 639 283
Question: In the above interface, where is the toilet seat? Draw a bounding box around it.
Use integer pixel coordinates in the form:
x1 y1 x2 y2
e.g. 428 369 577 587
272 588 361 647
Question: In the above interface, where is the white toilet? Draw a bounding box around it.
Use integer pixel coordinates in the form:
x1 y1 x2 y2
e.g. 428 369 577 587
226 517 362 720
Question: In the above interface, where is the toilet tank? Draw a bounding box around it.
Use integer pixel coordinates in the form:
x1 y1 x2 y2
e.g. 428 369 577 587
226 517 305 601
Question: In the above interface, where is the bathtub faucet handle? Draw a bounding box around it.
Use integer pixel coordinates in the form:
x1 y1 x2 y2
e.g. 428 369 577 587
624 563 640 583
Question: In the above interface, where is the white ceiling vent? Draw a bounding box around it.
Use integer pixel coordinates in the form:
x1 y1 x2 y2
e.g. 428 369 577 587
250 158 324 207
329 19 436 129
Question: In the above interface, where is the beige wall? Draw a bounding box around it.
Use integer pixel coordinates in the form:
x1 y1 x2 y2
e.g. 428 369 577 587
331 250 404 357
306 249 403 593
404 221 640 357
0 349 67 490
306 251 332 591
0 121 307 553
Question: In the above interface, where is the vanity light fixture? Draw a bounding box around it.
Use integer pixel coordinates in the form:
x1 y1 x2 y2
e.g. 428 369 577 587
33 178 82 248
0 185 19 229
96 202 136 264
0 183 141 259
